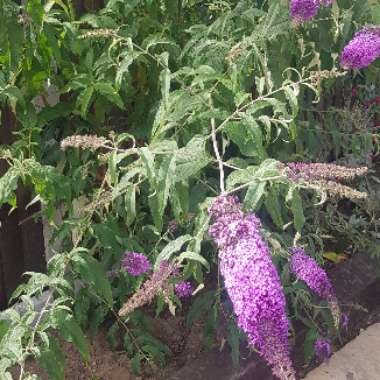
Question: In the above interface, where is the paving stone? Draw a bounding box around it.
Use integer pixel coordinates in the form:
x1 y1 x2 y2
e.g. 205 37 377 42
305 323 380 380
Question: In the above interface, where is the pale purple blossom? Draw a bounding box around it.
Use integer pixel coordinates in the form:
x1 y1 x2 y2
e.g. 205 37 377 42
341 27 380 69
121 252 151 276
314 338 332 361
175 281 193 298
209 196 295 380
290 248 334 299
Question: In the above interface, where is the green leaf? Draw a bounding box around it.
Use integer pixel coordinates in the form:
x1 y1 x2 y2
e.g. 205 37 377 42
125 185 136 226
149 154 176 231
284 85 299 117
1 86 25 109
175 136 211 182
244 180 266 211
72 254 113 306
115 51 134 88
178 251 209 269
94 82 125 109
79 86 94 119
55 311 90 363
0 320 10 342
140 147 156 184
131 352 141 375
227 320 240 368
264 186 284 229
38 336 65 380
0 167 20 206
288 187 305 233
304 328 318 365
155 235 192 270
186 290 215 327
159 52 170 108
372 4 380 24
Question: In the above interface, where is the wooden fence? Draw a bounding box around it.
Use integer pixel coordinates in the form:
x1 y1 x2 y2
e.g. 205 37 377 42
0 108 46 309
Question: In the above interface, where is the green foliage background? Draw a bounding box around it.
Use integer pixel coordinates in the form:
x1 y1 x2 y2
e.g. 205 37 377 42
0 0 380 378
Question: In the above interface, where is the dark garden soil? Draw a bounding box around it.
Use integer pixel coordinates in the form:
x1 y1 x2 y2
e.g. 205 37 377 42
23 252 380 380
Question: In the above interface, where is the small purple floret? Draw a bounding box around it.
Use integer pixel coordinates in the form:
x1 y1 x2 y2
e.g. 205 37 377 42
341 313 349 329
341 27 380 69
121 252 151 276
314 338 332 361
290 248 334 299
209 196 295 380
175 281 193 298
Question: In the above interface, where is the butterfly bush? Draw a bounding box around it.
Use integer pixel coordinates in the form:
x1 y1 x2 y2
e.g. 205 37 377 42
209 196 295 380
290 0 332 23
290 0 320 22
290 248 334 299
341 27 380 69
121 252 151 276
175 281 193 298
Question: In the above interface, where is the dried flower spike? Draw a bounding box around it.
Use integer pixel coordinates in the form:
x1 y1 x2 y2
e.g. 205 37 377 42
60 135 108 151
209 195 295 380
310 180 367 201
286 162 368 182
119 261 175 316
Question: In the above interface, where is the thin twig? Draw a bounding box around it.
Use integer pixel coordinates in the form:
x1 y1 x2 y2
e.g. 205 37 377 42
225 175 285 195
209 96 225 193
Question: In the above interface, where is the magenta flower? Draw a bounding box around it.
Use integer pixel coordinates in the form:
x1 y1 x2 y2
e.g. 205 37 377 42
209 196 295 380
314 338 332 361
341 27 380 69
290 0 320 22
121 252 151 276
175 281 193 298
290 248 334 299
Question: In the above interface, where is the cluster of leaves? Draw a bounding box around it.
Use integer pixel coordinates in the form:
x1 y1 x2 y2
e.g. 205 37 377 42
0 0 379 379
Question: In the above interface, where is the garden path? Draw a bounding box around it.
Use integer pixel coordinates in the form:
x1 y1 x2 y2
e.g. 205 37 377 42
304 323 380 380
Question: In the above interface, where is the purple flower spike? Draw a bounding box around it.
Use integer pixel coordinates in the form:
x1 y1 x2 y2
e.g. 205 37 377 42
290 0 320 23
121 252 151 276
209 196 295 380
341 27 380 69
175 281 193 298
314 338 332 361
290 248 334 299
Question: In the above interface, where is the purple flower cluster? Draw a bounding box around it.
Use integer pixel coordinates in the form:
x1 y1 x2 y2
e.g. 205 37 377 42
290 0 319 22
121 252 151 276
341 27 380 69
314 338 332 361
290 248 334 299
175 281 193 298
290 0 332 23
209 196 295 380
